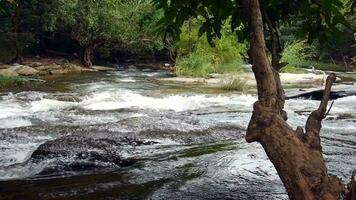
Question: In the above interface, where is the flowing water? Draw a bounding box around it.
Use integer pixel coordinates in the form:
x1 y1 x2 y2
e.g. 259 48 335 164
0 68 355 200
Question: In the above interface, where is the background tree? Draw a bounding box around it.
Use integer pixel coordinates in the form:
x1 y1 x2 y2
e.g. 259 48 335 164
0 0 39 63
153 0 355 199
39 0 161 67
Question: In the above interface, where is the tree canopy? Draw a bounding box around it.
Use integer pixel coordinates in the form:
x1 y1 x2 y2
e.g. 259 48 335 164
154 0 351 44
0 0 163 66
38 0 162 67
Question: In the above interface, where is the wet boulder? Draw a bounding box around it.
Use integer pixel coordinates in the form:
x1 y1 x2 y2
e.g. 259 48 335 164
286 84 356 100
31 135 151 168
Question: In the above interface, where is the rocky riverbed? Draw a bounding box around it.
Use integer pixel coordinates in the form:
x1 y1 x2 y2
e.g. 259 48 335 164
0 58 114 78
0 67 355 199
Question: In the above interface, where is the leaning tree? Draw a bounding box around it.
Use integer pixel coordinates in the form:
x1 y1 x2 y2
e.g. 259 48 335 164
153 0 355 199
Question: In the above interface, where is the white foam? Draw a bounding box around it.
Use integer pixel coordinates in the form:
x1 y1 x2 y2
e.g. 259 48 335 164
0 102 26 119
0 135 53 167
81 91 256 112
130 113 148 118
286 96 356 114
0 118 32 129
119 78 136 83
30 99 77 112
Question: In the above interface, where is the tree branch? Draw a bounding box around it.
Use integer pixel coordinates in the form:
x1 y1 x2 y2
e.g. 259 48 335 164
262 8 286 119
305 73 336 149
240 0 279 108
262 9 282 71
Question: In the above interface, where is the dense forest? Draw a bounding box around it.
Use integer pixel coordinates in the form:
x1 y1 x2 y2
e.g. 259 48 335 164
0 0 355 72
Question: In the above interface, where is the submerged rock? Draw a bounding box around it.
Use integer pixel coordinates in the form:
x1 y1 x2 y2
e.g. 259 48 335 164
31 135 156 170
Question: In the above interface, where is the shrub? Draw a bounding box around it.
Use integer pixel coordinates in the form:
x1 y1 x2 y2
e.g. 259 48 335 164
174 20 247 77
281 40 345 72
220 75 247 91
281 40 318 68
176 52 213 77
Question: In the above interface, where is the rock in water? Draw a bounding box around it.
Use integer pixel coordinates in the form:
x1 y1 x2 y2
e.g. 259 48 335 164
11 65 39 76
31 134 156 172
286 85 356 100
91 65 115 71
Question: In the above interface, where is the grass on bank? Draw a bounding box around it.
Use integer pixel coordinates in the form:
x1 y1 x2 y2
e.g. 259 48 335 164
220 75 247 91
0 76 26 87
0 75 43 88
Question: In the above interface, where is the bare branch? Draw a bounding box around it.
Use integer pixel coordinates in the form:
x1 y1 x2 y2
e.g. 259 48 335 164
305 73 336 149
324 100 335 118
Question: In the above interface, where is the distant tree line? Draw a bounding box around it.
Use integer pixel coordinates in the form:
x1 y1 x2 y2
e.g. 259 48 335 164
0 0 354 69
0 0 164 67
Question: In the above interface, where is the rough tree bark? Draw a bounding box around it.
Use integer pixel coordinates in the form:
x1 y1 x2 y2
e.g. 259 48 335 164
262 9 285 116
82 43 97 68
241 0 347 199
346 172 356 200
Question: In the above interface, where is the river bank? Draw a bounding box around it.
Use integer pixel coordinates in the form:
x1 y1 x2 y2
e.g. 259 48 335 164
2 57 355 92
0 57 115 77
159 71 356 87
0 57 174 92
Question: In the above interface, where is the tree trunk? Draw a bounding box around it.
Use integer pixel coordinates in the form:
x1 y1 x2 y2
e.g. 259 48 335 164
241 0 345 199
262 9 285 115
188 17 193 54
82 44 95 68
346 172 356 200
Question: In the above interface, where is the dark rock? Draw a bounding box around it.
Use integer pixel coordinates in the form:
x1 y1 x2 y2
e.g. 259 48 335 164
31 135 155 168
286 85 356 100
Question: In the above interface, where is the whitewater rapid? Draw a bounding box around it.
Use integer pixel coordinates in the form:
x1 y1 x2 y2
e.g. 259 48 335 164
0 69 354 199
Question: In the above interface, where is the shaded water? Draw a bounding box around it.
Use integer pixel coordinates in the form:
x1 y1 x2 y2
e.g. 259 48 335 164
0 69 355 199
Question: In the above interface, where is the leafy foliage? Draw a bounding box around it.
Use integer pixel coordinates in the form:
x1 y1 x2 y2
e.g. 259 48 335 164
281 41 319 67
281 40 347 72
40 0 160 48
153 0 351 53
174 20 247 77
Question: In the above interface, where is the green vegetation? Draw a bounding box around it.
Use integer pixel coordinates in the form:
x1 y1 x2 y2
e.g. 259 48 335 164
0 0 353 74
39 0 163 67
0 76 26 87
174 21 247 77
220 75 247 91
281 40 346 72
0 0 163 67
280 66 305 74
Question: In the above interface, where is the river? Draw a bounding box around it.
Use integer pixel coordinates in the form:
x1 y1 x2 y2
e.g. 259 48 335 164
0 68 355 199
